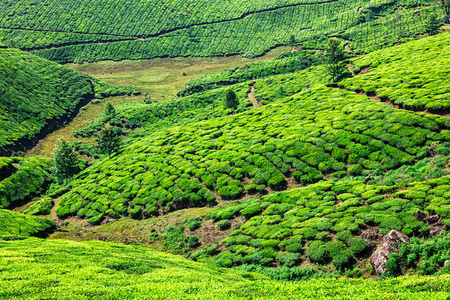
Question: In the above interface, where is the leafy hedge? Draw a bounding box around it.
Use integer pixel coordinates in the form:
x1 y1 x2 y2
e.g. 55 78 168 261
0 209 54 239
0 0 440 63
341 31 450 112
0 156 52 208
0 47 138 151
205 174 450 270
55 80 450 221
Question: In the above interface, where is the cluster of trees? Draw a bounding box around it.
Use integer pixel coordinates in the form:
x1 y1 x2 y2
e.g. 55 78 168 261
52 103 122 184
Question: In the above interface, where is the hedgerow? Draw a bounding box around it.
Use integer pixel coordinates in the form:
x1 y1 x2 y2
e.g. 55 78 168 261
0 156 52 208
341 31 450 112
204 172 450 270
0 0 441 63
1 238 450 298
0 209 54 239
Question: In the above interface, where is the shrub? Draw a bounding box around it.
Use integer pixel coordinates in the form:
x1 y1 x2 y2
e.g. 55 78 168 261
307 241 329 264
217 219 230 230
187 217 202 231
386 253 400 276
347 237 368 256
276 252 302 268
241 204 261 219
188 236 200 248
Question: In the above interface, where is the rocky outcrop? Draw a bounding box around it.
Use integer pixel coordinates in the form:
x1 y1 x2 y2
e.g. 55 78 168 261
370 230 410 276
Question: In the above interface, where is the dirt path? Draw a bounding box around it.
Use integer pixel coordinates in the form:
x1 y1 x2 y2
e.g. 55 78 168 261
247 85 262 108
335 85 450 118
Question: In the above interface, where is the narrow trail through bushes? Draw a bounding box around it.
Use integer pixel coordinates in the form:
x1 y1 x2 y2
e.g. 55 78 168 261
247 84 262 108
334 85 450 119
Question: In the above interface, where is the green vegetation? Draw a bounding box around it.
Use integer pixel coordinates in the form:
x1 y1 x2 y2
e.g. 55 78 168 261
0 0 442 63
177 50 321 97
95 126 122 158
0 156 52 208
0 210 54 239
2 7 450 297
55 78 450 222
224 89 239 111
0 47 139 154
340 31 450 112
205 173 450 270
51 139 82 185
1 238 450 299
23 197 54 216
325 39 347 81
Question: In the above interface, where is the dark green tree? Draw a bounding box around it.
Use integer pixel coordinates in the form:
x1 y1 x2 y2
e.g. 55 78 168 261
103 102 116 120
325 39 347 82
52 139 80 184
425 12 442 36
96 126 122 158
224 89 239 110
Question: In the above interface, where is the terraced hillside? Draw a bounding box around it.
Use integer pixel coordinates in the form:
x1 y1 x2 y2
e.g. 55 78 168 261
0 46 139 156
0 0 441 63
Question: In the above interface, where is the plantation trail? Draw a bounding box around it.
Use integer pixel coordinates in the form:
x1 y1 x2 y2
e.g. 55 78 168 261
26 94 144 158
5 0 340 52
247 84 262 108
334 85 450 119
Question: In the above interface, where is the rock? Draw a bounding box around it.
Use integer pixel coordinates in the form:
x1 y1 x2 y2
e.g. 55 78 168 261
430 226 444 237
414 212 427 221
370 242 399 276
370 230 410 276
424 215 440 223
382 230 409 245
444 260 450 267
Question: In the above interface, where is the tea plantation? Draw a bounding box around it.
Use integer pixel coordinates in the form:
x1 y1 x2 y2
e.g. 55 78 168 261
0 47 139 155
0 0 442 63
1 3 450 297
1 238 450 299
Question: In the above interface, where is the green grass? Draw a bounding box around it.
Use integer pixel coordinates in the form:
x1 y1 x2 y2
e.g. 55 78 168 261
1 238 450 299
0 0 440 63
67 47 288 100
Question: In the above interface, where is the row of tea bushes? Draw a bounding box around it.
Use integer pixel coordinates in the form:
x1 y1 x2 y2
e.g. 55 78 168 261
200 174 450 270
55 83 450 223
0 156 52 209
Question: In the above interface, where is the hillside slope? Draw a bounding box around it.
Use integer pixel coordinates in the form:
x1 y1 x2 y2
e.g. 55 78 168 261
0 46 139 156
0 0 440 62
46 32 450 224
0 238 449 299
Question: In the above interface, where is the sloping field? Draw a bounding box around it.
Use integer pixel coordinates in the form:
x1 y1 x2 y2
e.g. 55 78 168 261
0 0 439 62
0 238 449 299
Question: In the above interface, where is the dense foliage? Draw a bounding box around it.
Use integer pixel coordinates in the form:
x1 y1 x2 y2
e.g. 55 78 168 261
0 0 440 63
340 31 450 112
0 48 139 152
55 79 450 223
1 238 450 299
0 210 54 239
0 156 52 208
196 172 450 270
177 50 322 97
